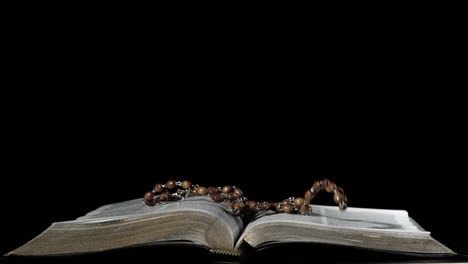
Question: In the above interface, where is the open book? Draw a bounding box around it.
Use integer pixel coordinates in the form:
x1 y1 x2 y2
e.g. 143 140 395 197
7 196 455 257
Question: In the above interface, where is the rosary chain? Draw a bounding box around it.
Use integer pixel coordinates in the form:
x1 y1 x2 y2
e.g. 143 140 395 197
143 179 347 216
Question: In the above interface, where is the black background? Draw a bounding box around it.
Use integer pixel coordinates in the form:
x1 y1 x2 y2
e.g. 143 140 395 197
2 109 467 262
1 3 466 263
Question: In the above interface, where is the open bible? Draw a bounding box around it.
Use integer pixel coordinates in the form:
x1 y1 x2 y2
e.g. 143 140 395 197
7 196 455 258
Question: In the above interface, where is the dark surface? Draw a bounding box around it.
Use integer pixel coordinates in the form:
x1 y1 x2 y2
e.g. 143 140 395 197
3 243 468 264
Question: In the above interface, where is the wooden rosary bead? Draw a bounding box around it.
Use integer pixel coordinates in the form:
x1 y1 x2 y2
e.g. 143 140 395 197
144 191 154 201
166 180 177 189
294 197 305 207
222 185 232 193
212 194 225 202
304 190 315 201
325 182 336 193
145 200 157 206
197 186 208 196
246 205 258 213
227 202 235 209
227 192 238 201
233 188 243 197
257 203 269 211
245 201 257 209
281 199 290 205
159 192 171 201
300 204 311 214
322 178 330 186
154 184 164 193
340 193 348 204
207 187 220 195
233 202 243 211
176 189 185 196
339 200 347 211
282 204 294 214
334 191 344 204
312 181 322 193
191 188 198 196
337 187 345 194
181 180 192 190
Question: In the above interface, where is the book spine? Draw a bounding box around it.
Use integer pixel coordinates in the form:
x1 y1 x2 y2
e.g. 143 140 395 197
209 249 240 256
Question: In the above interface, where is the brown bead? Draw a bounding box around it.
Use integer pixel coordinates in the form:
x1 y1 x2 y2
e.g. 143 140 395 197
337 187 345 194
145 199 157 206
321 178 330 186
304 190 315 201
257 203 268 211
272 202 280 210
181 180 192 190
212 194 225 202
282 204 294 214
227 192 238 201
222 185 232 193
207 187 219 195
312 181 322 193
233 188 243 197
159 192 171 201
245 201 257 209
176 189 186 196
339 200 348 211
300 204 311 214
233 202 243 210
197 186 208 196
144 191 154 201
281 199 291 205
166 180 177 189
294 197 305 207
247 204 258 212
325 182 336 193
154 183 164 193
334 192 344 204
227 202 235 209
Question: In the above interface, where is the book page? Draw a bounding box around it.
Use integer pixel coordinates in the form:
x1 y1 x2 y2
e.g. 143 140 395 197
72 196 244 245
245 205 429 235
9 200 242 257
235 205 456 255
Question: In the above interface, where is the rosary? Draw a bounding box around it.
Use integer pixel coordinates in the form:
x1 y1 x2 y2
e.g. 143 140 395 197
143 179 347 216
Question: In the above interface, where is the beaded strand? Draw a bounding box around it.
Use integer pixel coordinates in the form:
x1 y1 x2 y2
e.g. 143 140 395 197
143 179 347 216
